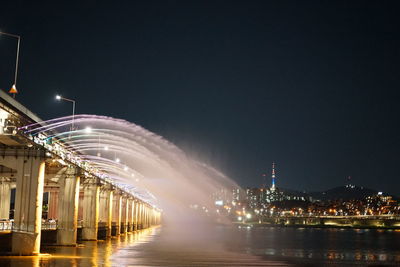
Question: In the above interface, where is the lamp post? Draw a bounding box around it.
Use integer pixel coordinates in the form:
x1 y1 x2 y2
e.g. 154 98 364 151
0 31 21 98
55 95 76 132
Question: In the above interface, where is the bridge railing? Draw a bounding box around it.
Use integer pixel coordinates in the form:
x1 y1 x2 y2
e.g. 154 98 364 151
0 220 59 232
41 220 57 230
0 220 13 231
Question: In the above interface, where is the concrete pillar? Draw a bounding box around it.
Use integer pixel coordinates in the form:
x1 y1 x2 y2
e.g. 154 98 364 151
12 156 45 255
112 193 121 235
81 178 100 240
149 209 152 226
120 197 128 233
124 198 129 232
0 178 11 219
99 190 107 223
142 206 146 229
128 199 134 232
145 206 149 228
142 204 146 229
149 208 152 227
57 167 80 245
99 189 113 237
47 190 59 220
146 208 149 228
136 202 141 230
106 191 113 237
147 207 150 227
138 203 143 229
133 200 138 230
78 191 84 221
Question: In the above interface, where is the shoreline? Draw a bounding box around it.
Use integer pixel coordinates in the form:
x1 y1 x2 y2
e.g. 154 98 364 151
234 222 400 230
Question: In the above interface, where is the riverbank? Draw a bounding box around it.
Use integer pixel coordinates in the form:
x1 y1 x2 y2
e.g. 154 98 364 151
235 217 400 230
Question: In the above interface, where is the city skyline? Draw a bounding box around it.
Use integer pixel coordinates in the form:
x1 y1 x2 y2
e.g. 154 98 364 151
243 161 392 196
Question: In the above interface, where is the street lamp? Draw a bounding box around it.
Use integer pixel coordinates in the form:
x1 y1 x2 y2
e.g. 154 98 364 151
0 31 21 98
55 95 76 132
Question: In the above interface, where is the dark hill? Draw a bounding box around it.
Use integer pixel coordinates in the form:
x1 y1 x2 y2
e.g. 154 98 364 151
309 185 377 201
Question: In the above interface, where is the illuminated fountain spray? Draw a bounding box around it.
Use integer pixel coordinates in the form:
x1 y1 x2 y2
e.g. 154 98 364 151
21 115 238 224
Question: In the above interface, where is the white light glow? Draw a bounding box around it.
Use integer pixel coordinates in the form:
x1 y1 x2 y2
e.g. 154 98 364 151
215 200 223 206
55 95 61 100
84 127 92 134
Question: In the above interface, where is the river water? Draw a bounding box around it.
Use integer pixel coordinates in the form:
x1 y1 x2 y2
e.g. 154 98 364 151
1 225 400 266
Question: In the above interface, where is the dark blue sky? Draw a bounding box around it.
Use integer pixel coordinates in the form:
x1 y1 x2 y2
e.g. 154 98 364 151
1 1 399 194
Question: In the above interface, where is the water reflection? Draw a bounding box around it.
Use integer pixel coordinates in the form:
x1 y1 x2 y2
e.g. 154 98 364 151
0 228 157 267
1 226 400 266
232 226 400 265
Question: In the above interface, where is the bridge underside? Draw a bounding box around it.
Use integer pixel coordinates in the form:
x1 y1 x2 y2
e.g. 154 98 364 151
0 92 161 255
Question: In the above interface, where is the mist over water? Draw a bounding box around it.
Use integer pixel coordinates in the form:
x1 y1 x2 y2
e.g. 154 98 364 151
24 114 237 225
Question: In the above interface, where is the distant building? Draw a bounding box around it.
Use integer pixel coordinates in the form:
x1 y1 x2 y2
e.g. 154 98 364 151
212 188 232 206
270 162 276 192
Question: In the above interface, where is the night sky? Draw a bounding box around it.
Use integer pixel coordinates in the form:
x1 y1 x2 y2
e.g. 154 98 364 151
0 1 399 194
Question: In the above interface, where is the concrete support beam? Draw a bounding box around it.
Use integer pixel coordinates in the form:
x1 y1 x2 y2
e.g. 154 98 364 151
146 206 149 228
136 202 141 230
78 191 84 221
148 208 151 227
143 206 147 229
99 190 107 222
47 190 59 220
99 189 113 237
112 193 122 236
106 191 113 237
11 155 46 255
133 200 138 231
124 197 129 232
138 203 143 230
0 178 12 219
81 178 100 241
128 199 134 232
142 204 146 229
120 197 128 234
57 167 80 246
145 206 149 228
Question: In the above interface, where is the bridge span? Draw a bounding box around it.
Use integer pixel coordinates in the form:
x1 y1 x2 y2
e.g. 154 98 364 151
0 90 161 255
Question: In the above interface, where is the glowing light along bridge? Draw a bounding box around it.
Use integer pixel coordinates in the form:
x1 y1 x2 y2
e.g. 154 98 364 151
0 90 161 255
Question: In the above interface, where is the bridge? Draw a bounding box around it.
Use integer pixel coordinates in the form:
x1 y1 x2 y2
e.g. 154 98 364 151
0 90 161 255
250 215 400 228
